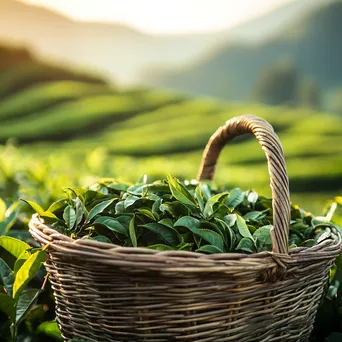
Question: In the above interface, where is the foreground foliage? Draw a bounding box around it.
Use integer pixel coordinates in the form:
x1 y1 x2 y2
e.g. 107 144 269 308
27 175 341 255
0 173 341 341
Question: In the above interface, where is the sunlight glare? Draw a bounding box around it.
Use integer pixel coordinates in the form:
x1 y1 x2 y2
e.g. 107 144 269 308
20 0 295 34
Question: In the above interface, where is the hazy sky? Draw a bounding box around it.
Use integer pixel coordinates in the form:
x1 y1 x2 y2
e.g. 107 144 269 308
21 0 296 34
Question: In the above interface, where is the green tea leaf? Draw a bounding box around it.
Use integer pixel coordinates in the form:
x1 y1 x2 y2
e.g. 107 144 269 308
0 198 6 221
226 188 245 209
143 223 179 246
65 187 86 201
198 182 211 201
74 197 85 226
291 219 310 230
215 218 236 251
37 320 62 340
21 200 45 216
247 224 257 234
87 198 115 221
21 199 58 221
137 209 156 221
236 237 256 254
174 216 224 250
16 288 41 324
115 201 125 214
196 245 223 254
200 220 225 240
91 235 112 243
291 229 305 241
152 198 162 216
177 242 193 251
160 202 190 218
289 233 302 246
127 185 144 196
194 185 205 213
116 215 132 228
158 218 174 228
203 192 229 219
174 216 200 228
243 211 266 221
253 225 272 252
40 211 60 222
146 181 170 194
84 190 109 205
236 215 253 240
13 250 31 274
0 203 18 235
124 195 140 209
47 199 68 214
63 206 76 230
0 292 15 323
259 197 273 211
167 175 197 208
210 203 230 219
13 250 48 301
93 216 128 236
136 174 148 185
0 259 14 296
107 183 130 192
194 234 202 248
147 244 173 251
0 236 30 258
129 216 137 247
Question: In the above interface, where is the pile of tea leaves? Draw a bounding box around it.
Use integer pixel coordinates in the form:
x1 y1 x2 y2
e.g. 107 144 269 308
24 175 340 254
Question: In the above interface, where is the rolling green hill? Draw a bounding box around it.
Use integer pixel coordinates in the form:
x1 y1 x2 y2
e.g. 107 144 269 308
0 45 341 215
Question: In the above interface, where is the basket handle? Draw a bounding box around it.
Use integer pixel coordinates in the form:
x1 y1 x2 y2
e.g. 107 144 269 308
197 114 291 255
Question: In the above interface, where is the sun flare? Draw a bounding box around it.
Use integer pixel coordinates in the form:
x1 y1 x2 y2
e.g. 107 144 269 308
20 0 295 34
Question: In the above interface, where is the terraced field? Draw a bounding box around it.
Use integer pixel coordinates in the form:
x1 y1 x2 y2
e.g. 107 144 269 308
0 51 341 215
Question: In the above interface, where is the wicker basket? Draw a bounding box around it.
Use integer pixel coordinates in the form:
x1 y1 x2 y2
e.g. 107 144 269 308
29 114 341 342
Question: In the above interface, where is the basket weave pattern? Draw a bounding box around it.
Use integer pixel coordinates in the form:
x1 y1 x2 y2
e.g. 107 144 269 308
29 115 342 342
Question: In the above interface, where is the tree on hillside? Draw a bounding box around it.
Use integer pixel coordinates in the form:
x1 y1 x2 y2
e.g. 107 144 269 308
252 59 298 106
297 78 321 110
331 88 342 115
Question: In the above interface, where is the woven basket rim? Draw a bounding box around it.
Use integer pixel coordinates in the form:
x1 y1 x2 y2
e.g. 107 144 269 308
29 214 342 268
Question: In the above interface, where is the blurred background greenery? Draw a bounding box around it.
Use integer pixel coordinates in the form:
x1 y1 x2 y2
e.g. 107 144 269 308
0 0 341 340
0 0 341 214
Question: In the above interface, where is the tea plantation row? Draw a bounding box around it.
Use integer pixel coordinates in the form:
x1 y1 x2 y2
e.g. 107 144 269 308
0 62 340 211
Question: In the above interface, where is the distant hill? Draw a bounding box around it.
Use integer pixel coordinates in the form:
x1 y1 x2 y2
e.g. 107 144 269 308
147 0 342 102
227 0 334 42
0 0 220 84
0 0 328 85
